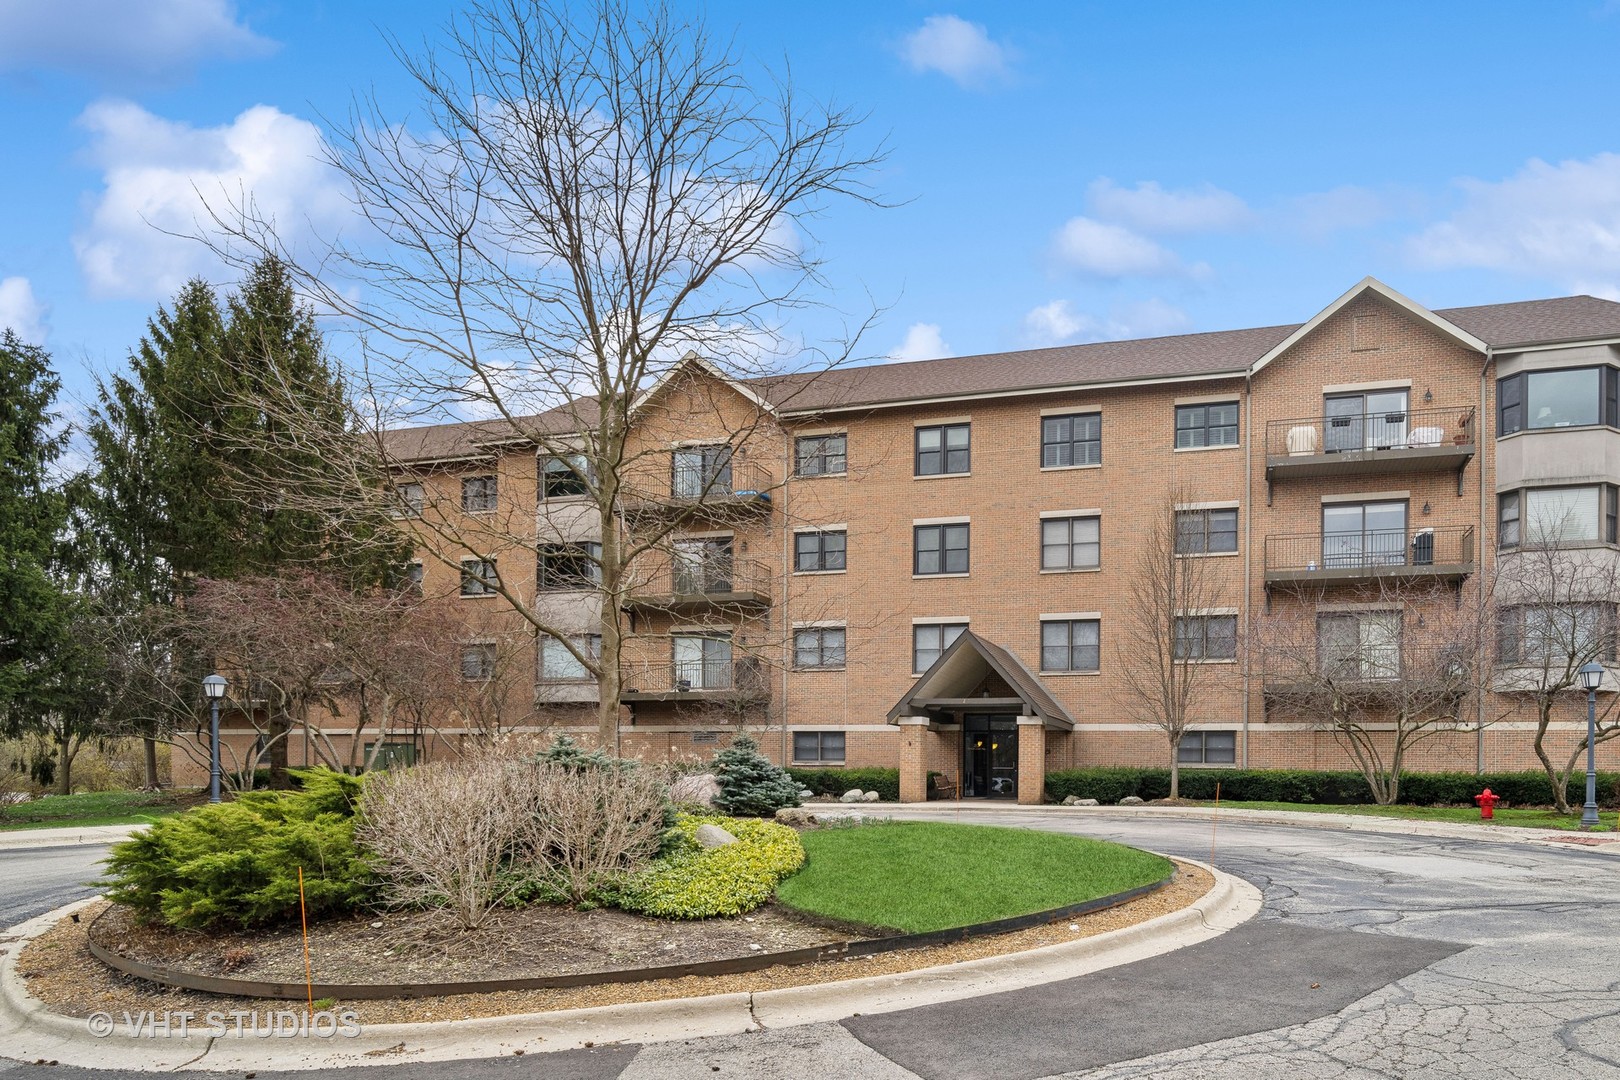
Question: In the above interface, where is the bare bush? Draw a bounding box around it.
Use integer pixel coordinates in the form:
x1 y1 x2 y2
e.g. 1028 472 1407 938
357 753 539 929
527 763 670 903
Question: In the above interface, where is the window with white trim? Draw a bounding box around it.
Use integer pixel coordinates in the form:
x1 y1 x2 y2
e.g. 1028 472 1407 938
914 523 969 575
1040 413 1100 467
460 643 496 680
1175 402 1239 448
915 424 970 476
540 634 601 681
391 481 424 517
1173 615 1237 660
1175 508 1238 554
795 434 847 477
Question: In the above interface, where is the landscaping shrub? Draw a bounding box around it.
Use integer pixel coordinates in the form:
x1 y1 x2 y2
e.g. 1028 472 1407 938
358 753 542 929
359 746 672 926
100 768 369 930
616 812 805 918
787 767 900 802
1043 767 1620 807
712 735 800 816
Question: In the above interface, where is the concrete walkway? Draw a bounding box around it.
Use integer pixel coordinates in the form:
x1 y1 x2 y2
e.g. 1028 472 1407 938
0 824 147 852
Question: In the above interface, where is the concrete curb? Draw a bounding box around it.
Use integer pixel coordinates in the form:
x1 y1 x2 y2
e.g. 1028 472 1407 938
0 858 1258 1072
0 824 147 851
874 802 1620 854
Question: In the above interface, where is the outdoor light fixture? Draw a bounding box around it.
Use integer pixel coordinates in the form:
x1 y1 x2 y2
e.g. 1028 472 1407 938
202 674 228 804
1578 662 1605 828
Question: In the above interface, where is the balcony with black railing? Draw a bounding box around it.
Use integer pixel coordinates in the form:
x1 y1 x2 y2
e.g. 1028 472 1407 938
620 458 774 518
623 556 772 614
620 655 769 703
1263 526 1476 587
1265 406 1476 494
1263 644 1474 696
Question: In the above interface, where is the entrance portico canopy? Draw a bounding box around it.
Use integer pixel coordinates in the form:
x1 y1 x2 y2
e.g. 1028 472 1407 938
887 632 1073 805
886 630 1076 731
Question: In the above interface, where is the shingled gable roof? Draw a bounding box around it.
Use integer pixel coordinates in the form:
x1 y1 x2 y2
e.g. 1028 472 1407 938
380 284 1620 455
886 630 1075 730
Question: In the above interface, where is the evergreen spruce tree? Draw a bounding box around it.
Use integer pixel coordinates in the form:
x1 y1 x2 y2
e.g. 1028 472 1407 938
712 735 801 817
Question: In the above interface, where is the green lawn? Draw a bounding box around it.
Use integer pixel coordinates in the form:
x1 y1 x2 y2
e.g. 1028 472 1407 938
0 789 201 831
775 821 1172 934
1204 800 1618 832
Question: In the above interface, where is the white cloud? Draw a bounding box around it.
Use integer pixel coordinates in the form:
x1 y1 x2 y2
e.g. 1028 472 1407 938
73 100 351 301
0 277 48 344
889 323 951 362
1408 153 1620 292
898 15 1011 87
1280 185 1396 239
1086 179 1252 235
1022 298 1191 348
1051 217 1207 279
0 0 273 82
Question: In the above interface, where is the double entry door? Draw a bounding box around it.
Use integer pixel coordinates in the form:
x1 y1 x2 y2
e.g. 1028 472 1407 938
962 714 1018 799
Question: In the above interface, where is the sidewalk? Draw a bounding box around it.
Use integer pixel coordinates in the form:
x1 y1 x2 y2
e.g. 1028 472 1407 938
872 801 1620 854
0 823 147 851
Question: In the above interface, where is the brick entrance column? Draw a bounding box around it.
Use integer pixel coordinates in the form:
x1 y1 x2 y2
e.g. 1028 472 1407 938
1016 716 1046 805
898 716 932 802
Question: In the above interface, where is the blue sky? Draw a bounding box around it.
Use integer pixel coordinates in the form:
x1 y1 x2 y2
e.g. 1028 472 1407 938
5 0 1620 412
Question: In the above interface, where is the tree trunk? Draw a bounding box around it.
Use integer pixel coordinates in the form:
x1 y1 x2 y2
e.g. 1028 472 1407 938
54 730 73 795
1168 740 1181 800
1534 699 1570 813
143 735 159 789
267 709 292 789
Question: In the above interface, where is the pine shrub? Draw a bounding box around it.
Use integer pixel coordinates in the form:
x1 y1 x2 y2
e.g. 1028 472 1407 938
712 734 801 816
100 768 369 930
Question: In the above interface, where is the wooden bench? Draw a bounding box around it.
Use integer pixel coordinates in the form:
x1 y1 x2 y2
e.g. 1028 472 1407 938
928 777 958 800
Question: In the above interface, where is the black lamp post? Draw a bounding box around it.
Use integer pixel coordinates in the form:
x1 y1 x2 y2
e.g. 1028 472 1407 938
1578 662 1605 828
202 674 228 803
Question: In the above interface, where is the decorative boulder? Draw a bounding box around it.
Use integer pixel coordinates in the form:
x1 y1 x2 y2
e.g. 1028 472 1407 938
694 823 739 848
798 788 815 799
839 788 864 803
1061 795 1080 806
775 807 817 827
670 772 721 808
861 791 880 802
1119 795 1146 806
1077 798 1100 806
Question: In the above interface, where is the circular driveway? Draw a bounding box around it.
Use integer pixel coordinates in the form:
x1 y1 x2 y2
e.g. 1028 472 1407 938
3 810 1619 1079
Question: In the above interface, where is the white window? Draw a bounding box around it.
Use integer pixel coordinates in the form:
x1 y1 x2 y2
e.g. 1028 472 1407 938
1041 516 1100 570
1041 620 1100 672
460 643 496 681
913 623 967 673
540 634 601 681
461 475 497 512
793 731 846 764
673 635 733 690
459 558 498 596
794 627 846 670
391 481 424 517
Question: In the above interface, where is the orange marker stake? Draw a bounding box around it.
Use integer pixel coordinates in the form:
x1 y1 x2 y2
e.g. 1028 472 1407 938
298 866 314 1017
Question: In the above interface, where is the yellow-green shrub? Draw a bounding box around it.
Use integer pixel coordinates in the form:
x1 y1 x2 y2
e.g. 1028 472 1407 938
617 813 805 919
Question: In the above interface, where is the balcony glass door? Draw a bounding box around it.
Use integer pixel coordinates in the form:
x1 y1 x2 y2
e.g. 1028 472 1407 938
1323 501 1407 568
1318 612 1401 680
1325 390 1409 453
673 538 733 594
673 446 732 498
673 635 731 690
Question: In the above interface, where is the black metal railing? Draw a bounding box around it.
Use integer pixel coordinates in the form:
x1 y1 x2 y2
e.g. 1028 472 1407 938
1264 526 1476 575
627 556 772 603
1266 645 1474 689
1265 406 1476 458
622 654 767 696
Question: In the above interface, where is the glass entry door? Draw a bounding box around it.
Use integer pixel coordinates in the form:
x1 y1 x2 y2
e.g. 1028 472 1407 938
962 714 1018 799
1323 501 1408 568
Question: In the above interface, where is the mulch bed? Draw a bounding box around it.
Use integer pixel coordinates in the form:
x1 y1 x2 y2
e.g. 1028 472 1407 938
89 899 843 985
15 862 1212 1025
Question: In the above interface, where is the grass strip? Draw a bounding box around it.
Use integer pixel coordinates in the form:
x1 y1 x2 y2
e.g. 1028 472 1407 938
0 790 200 831
775 821 1171 934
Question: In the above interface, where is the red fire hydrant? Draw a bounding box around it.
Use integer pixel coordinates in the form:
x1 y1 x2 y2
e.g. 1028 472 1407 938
1474 788 1501 820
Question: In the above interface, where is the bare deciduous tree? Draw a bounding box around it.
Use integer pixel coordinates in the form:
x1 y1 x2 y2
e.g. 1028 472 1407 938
1253 577 1494 805
203 0 885 750
1114 492 1238 799
1492 538 1620 813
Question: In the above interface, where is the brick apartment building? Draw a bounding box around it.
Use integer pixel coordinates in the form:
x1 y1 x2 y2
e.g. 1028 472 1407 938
187 278 1620 802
